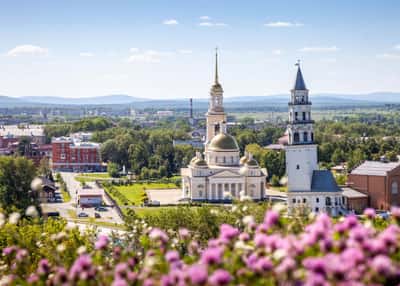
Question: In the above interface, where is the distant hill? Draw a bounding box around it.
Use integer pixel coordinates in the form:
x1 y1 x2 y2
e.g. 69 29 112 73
0 92 398 108
22 94 146 105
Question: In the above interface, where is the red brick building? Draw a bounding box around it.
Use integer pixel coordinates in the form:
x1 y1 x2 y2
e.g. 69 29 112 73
52 137 102 172
347 161 400 210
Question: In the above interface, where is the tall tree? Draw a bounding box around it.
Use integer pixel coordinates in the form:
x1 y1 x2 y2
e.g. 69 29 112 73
0 157 37 213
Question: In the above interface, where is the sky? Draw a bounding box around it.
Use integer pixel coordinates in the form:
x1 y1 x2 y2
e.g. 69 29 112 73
0 0 399 99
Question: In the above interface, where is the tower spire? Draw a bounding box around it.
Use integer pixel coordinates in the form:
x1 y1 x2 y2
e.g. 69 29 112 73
293 60 307 90
215 47 219 84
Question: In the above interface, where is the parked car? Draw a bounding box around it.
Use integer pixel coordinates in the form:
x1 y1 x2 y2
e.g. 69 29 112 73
78 212 89 218
147 200 161 206
376 210 390 220
95 206 107 212
94 212 101 218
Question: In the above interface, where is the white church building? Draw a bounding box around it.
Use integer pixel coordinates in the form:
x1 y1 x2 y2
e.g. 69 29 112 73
285 63 344 216
181 51 267 202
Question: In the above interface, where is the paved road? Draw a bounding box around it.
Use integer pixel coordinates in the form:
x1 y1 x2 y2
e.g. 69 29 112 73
43 172 124 225
66 221 126 236
146 188 182 205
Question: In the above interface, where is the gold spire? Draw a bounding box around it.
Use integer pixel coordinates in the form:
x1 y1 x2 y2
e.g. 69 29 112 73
214 47 219 84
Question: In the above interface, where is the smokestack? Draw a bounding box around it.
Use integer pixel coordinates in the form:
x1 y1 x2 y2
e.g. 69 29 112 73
189 98 193 119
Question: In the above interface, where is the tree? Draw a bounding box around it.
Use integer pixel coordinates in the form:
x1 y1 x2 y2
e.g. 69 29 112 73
38 157 53 181
0 157 37 213
347 148 365 171
107 162 119 178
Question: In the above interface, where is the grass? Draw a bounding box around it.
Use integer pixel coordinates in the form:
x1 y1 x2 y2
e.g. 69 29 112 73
111 182 178 206
61 188 71 202
75 173 127 183
269 185 288 192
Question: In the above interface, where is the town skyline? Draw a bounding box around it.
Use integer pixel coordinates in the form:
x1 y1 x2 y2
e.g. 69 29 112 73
0 0 400 99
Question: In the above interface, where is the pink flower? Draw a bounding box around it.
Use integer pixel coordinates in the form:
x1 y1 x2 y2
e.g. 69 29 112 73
165 250 180 263
391 206 400 219
37 259 50 276
264 210 279 228
208 269 232 286
363 208 376 219
149 228 169 243
219 224 239 241
187 264 208 285
178 228 190 239
95 235 110 250
201 247 223 265
371 255 395 276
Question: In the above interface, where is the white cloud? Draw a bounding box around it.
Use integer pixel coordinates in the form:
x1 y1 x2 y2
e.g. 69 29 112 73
163 19 178 25
200 16 210 20
128 49 171 63
199 21 227 27
299 46 339 53
264 21 303 27
130 48 139 53
178 49 193 54
79 52 94 57
394 44 400 50
7 45 48 57
320 58 337 63
377 53 400 60
272 49 283 55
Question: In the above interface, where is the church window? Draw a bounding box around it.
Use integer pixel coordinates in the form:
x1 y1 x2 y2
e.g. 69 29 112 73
342 197 345 204
326 197 331 206
295 112 298 121
303 131 308 142
315 207 319 212
199 190 203 197
302 112 306 121
316 197 319 203
296 164 300 170
303 198 306 203
311 132 314 142
294 132 299 143
250 189 254 197
292 198 296 203
391 181 398 194
214 124 220 134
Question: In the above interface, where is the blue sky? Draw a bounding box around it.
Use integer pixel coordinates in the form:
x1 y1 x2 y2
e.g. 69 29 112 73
0 0 399 99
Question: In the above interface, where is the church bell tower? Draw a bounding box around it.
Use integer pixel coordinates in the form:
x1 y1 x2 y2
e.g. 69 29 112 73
285 62 318 191
206 48 227 144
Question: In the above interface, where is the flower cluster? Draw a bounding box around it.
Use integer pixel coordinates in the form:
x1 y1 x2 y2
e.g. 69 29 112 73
1 207 400 285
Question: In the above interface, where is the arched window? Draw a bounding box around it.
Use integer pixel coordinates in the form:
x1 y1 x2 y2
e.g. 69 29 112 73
214 124 220 134
392 181 398 194
294 132 299 143
302 112 306 120
303 131 308 142
311 132 314 142
325 197 331 206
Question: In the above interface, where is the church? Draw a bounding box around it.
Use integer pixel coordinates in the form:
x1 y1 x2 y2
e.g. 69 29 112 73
180 51 267 202
285 63 344 216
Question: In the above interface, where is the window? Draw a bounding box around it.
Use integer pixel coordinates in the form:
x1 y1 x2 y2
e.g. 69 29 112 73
392 181 398 194
199 190 203 197
302 112 306 120
294 132 300 143
303 198 307 203
316 197 319 203
303 131 308 142
311 132 314 142
295 112 298 121
326 197 331 206
296 164 300 170
315 207 319 212
292 198 296 203
60 153 66 160
214 124 220 134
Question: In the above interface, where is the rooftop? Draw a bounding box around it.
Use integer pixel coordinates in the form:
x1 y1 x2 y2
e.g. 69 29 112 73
310 170 342 193
0 125 44 137
341 187 368 198
351 161 400 176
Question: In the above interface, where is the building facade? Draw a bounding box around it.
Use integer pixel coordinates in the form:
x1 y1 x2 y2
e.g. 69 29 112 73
286 63 344 216
347 161 400 210
181 51 267 202
52 137 102 172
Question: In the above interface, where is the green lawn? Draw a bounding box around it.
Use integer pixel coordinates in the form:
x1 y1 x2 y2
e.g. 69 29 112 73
106 182 178 206
75 173 127 183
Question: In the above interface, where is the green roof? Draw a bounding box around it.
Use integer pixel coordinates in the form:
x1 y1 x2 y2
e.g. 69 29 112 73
208 133 239 151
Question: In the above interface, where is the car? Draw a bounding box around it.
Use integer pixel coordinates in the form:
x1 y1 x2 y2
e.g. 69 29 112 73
95 206 107 212
78 212 89 218
94 212 101 218
148 200 161 206
376 210 390 220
